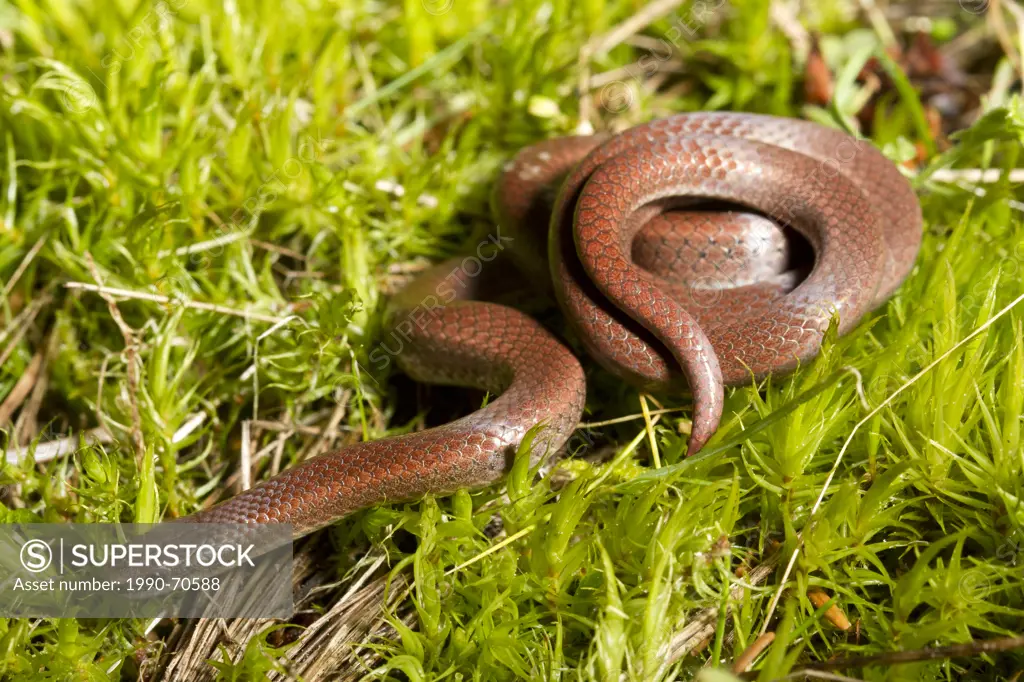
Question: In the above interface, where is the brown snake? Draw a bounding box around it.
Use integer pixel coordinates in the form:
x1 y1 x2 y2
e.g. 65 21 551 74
181 112 922 537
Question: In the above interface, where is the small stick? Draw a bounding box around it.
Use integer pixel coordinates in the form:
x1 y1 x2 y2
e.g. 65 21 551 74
270 432 289 477
85 254 145 464
732 631 776 673
156 229 250 259
4 427 113 465
639 394 660 468
789 634 1024 674
0 350 44 425
64 282 291 325
783 672 867 681
240 420 252 491
589 59 686 88
930 168 1024 183
0 295 50 367
1 232 47 298
857 0 897 48
94 354 119 448
584 0 686 57
770 0 809 64
989 0 1024 80
16 328 60 445
579 407 688 428
303 389 352 460
250 238 307 261
249 419 325 437
666 554 780 664
171 412 207 444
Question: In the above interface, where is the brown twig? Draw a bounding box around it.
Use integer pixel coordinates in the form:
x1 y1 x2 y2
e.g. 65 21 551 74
303 388 352 460
154 545 410 682
0 294 50 368
666 554 780 664
85 254 145 463
753 635 1024 679
0 350 44 425
4 427 114 466
16 327 59 445
239 420 253 491
782 672 867 681
578 406 688 428
250 238 307 261
989 0 1024 81
64 282 292 325
577 0 687 128
583 0 686 57
249 418 327 437
732 631 776 673
770 0 810 64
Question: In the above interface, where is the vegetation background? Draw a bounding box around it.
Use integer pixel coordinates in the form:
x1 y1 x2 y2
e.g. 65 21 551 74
2 0 1024 679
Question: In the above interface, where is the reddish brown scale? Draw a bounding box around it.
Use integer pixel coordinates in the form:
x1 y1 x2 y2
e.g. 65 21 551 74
541 112 919 451
181 262 587 535
181 113 921 537
632 211 790 287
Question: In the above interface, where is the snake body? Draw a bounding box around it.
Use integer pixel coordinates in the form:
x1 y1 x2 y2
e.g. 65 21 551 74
182 113 921 536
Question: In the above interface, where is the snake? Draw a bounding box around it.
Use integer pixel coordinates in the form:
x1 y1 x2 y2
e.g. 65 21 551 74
180 112 922 537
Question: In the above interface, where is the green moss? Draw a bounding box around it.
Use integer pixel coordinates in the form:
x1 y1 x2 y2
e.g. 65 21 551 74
0 0 1021 679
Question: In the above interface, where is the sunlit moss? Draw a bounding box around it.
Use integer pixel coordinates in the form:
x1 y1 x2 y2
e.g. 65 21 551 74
0 0 1020 679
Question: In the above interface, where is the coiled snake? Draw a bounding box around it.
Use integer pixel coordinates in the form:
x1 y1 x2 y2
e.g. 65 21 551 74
181 112 921 536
